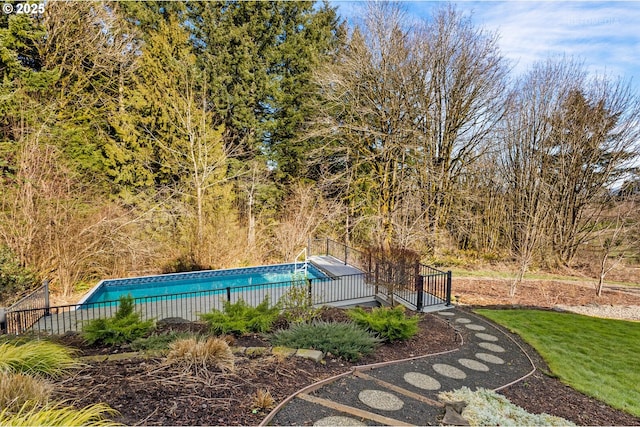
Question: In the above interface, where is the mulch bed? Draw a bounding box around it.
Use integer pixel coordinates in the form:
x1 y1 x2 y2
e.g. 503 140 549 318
51 306 640 426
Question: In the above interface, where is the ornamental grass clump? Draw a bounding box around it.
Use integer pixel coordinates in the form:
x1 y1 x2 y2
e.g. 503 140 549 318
270 321 381 362
0 371 52 413
347 305 419 342
199 297 280 335
0 402 119 426
0 340 78 378
252 389 275 411
167 336 235 374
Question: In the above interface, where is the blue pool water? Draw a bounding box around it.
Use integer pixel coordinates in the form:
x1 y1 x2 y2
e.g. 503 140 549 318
82 263 328 304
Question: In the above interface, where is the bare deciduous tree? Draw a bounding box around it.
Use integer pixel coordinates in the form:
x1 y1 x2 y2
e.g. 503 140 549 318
309 2 507 255
546 79 640 265
499 59 575 295
594 197 639 296
271 184 342 262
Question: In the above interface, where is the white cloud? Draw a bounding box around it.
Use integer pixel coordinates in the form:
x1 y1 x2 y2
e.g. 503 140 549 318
330 1 640 91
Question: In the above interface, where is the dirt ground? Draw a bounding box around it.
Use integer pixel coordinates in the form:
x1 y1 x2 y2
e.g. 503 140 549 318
51 298 640 426
452 276 640 307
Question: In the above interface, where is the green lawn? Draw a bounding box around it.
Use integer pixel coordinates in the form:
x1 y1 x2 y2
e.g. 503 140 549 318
475 309 640 417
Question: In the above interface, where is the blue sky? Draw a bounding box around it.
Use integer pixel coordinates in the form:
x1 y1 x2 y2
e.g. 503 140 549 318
330 1 640 91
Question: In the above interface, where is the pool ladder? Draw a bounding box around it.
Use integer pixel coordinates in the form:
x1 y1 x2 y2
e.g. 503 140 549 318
293 248 308 277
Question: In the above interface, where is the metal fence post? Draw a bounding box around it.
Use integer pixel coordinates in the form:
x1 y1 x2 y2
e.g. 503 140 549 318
414 263 423 311
446 271 452 306
226 287 231 302
43 279 50 316
307 278 312 306
416 275 424 311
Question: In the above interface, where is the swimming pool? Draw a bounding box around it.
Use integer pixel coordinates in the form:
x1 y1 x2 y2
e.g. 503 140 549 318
80 263 329 305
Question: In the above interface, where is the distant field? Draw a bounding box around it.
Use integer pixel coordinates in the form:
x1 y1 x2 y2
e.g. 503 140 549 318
451 268 640 288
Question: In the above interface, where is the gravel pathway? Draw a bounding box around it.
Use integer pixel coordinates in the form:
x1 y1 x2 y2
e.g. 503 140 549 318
555 304 640 321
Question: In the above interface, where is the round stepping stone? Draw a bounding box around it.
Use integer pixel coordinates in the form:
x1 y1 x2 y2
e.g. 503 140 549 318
438 311 455 316
315 416 366 426
465 323 486 331
432 363 467 379
358 390 404 411
455 318 472 324
403 372 441 390
478 342 505 352
458 358 490 372
475 333 499 342
476 352 505 364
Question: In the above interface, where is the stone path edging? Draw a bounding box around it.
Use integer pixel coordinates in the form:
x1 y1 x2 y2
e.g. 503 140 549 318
80 345 324 363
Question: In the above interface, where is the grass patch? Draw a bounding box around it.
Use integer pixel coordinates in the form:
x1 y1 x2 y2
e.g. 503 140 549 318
439 387 574 426
270 321 381 362
476 309 640 417
0 340 78 378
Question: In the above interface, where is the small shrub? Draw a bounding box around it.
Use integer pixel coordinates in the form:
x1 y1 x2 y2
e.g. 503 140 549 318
167 336 235 374
347 305 419 342
130 332 194 352
0 402 119 426
0 371 52 413
279 281 321 324
0 340 78 378
0 246 38 305
270 321 381 362
82 295 154 345
439 387 575 426
199 297 280 335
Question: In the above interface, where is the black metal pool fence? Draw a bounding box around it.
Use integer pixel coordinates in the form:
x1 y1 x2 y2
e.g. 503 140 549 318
2 239 451 335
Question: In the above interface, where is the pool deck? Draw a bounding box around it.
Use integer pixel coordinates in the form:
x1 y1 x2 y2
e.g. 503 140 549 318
309 255 364 277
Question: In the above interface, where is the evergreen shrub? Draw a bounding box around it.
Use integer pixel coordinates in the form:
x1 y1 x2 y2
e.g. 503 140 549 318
270 321 381 362
199 297 280 335
82 295 154 345
347 305 419 342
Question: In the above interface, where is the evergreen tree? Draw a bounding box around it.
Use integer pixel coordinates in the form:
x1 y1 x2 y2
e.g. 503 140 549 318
115 1 233 267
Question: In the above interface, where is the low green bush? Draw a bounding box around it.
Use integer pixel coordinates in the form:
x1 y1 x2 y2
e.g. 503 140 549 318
82 295 154 346
347 305 419 342
439 387 575 426
270 321 381 362
130 332 194 352
199 297 280 335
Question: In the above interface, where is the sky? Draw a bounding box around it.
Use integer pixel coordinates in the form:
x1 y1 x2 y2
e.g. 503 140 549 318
330 1 640 91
